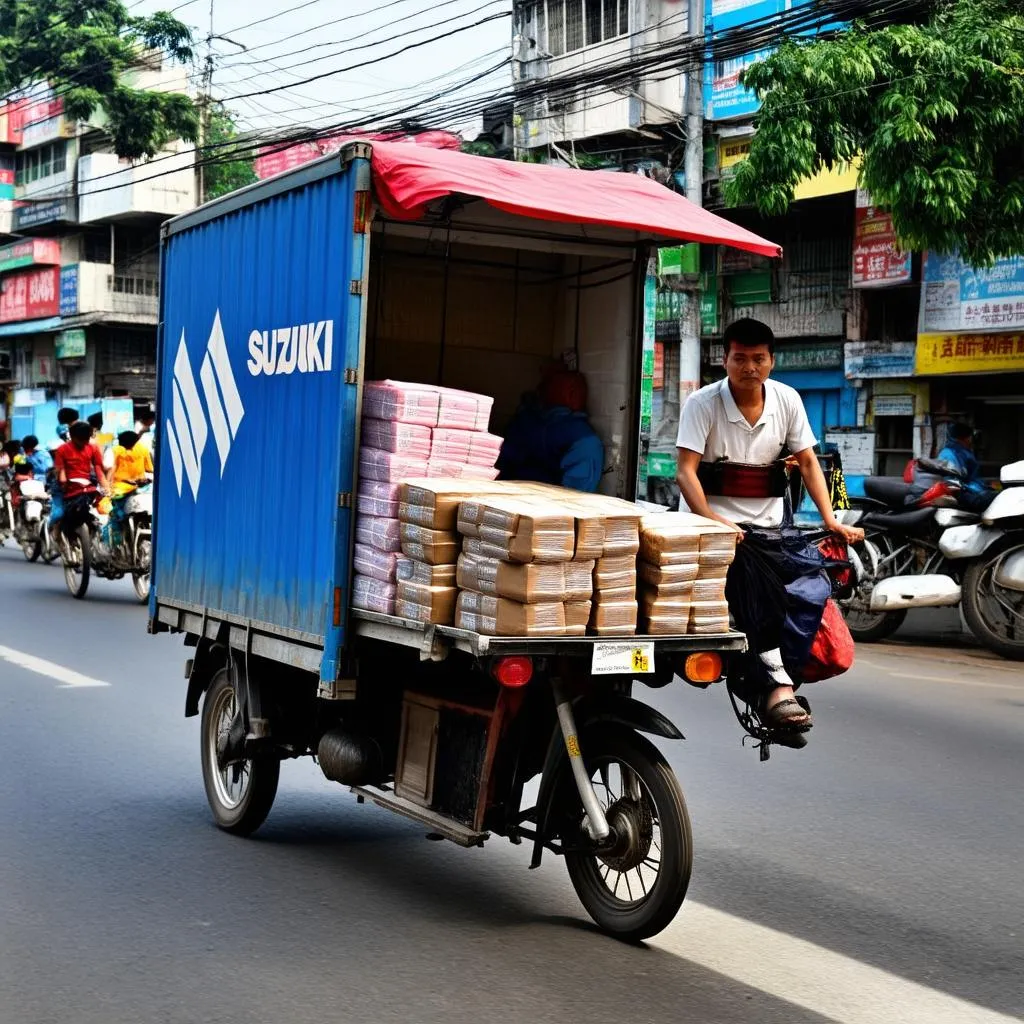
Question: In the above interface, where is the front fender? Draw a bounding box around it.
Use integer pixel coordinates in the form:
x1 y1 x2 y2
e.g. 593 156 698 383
528 695 683 868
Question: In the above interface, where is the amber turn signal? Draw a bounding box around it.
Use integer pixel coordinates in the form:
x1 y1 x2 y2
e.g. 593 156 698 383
684 652 723 684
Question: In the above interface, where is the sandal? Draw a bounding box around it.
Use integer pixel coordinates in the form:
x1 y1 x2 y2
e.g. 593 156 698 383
762 697 812 730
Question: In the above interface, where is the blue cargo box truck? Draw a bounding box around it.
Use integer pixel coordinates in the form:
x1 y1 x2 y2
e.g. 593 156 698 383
149 141 775 940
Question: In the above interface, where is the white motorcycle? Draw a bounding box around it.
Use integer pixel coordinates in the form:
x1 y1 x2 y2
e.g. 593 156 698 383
937 460 1024 659
13 478 58 563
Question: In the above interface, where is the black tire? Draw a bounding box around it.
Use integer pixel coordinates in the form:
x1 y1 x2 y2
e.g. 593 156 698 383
200 669 280 835
962 538 1024 660
63 524 91 599
23 534 40 562
844 608 906 643
564 727 692 942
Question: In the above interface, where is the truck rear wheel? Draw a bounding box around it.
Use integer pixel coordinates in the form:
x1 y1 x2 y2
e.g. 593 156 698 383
200 669 279 835
564 727 692 942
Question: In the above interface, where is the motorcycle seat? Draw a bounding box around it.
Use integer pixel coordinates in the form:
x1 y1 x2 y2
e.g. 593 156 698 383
863 477 915 507
861 507 935 534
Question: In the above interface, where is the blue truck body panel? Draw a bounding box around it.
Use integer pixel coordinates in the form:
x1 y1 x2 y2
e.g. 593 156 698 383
152 155 370 680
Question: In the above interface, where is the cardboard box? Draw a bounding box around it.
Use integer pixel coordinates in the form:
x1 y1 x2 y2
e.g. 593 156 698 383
395 557 457 588
455 591 567 636
639 512 736 565
399 479 513 531
459 496 576 564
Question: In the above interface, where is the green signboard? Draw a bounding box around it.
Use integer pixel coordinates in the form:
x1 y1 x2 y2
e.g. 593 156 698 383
55 328 86 359
774 342 844 371
647 452 677 479
700 274 718 335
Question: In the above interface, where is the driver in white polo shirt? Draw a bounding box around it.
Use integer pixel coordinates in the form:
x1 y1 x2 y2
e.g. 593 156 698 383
676 318 863 735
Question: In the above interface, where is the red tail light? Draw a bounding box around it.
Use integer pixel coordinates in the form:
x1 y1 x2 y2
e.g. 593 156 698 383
493 656 533 688
919 481 951 506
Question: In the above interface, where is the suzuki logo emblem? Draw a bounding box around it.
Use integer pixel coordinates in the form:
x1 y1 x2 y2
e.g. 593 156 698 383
165 311 245 500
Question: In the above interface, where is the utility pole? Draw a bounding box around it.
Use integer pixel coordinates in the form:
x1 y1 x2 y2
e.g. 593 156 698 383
196 0 216 205
680 0 706 413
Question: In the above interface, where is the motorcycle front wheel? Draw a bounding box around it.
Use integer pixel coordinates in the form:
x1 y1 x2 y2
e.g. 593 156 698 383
841 535 907 642
22 532 39 562
962 538 1024 660
63 524 92 599
563 727 692 942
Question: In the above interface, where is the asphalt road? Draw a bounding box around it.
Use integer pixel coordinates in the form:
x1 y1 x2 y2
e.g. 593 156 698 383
1 544 1022 1024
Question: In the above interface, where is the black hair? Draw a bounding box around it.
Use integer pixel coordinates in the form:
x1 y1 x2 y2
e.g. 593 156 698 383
118 430 139 449
140 410 156 426
69 421 93 443
57 407 79 426
87 412 103 430
723 318 775 356
949 422 973 442
22 435 39 451
2 439 21 459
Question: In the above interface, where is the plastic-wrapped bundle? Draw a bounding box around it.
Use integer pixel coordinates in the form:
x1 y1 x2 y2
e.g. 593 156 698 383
357 480 401 518
354 543 400 583
639 512 736 566
692 576 728 603
431 428 504 466
361 417 432 457
399 479 510 531
425 458 500 481
355 515 402 553
689 600 731 634
456 554 593 603
362 380 439 426
400 523 461 566
396 556 457 587
432 386 494 431
588 598 638 636
698 548 737 570
358 446 428 483
638 560 700 589
459 497 575 564
564 600 592 636
395 581 458 625
594 554 638 591
352 574 397 614
455 591 566 636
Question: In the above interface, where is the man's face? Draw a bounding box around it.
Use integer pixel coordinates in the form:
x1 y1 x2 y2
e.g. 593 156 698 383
724 342 774 391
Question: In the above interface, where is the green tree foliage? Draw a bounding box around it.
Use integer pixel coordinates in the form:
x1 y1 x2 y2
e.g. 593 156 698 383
726 0 1024 266
0 0 198 159
201 103 256 201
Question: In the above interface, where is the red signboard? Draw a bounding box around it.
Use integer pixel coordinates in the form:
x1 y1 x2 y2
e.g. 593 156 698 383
0 266 60 322
852 205 912 287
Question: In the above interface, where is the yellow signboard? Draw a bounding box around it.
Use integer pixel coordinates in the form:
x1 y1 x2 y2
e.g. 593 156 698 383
916 333 1024 375
793 160 860 201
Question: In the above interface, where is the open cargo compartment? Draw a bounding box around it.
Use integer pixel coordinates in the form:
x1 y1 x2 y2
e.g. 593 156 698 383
151 142 776 682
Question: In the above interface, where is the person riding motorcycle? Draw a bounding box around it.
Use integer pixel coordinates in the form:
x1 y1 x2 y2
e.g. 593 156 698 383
107 430 153 546
51 421 110 541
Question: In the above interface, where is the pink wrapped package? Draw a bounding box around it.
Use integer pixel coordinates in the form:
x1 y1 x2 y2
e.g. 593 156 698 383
430 428 504 466
355 514 402 552
359 446 428 483
434 387 494 431
363 381 440 426
426 458 500 481
353 543 399 583
357 480 401 518
361 417 432 457
352 574 397 615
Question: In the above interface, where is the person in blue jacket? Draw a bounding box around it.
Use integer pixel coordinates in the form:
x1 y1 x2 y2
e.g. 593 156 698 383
935 422 995 513
497 369 604 492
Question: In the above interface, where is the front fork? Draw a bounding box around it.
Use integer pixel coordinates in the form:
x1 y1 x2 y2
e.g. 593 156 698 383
551 676 610 842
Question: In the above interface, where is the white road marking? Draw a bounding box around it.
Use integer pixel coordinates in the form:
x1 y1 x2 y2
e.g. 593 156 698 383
0 645 111 689
858 657 1023 690
653 902 1018 1024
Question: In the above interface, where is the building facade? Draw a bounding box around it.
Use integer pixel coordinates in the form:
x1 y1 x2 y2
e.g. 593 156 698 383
0 57 196 442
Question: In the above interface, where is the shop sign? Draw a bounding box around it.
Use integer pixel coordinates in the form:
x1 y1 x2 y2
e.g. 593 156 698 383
0 237 61 275
872 394 915 417
60 265 79 317
653 341 664 389
701 281 719 335
718 136 753 179
0 266 59 322
852 204 912 287
916 333 1024 375
13 196 76 231
845 340 916 379
17 86 69 148
55 328 86 360
708 342 843 369
704 50 771 121
919 251 1024 334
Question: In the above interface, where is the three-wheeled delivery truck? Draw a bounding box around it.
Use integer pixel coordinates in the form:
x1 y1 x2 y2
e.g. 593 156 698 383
149 141 782 940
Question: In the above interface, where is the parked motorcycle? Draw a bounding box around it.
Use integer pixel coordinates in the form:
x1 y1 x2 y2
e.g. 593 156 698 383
837 461 976 641
58 480 153 601
938 460 1024 659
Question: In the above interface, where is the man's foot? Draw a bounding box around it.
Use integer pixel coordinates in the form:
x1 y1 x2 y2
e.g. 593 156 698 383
763 684 812 729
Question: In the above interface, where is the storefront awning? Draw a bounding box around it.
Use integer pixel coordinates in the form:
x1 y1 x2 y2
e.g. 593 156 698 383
368 141 782 259
0 316 62 337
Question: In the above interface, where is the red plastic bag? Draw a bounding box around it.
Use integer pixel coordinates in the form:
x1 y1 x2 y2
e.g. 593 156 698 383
801 599 854 682
817 535 853 597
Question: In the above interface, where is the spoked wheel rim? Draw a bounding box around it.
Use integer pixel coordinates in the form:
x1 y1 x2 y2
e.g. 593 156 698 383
583 761 664 909
206 682 253 811
63 534 83 592
974 550 1024 647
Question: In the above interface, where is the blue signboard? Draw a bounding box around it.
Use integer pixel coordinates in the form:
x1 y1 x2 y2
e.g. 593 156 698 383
59 264 78 317
920 251 1024 334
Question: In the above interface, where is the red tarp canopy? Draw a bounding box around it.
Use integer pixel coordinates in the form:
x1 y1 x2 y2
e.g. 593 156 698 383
368 140 781 259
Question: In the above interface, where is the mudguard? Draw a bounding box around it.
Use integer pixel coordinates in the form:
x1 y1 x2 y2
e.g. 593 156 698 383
983 487 1024 525
528 694 683 869
184 636 228 717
